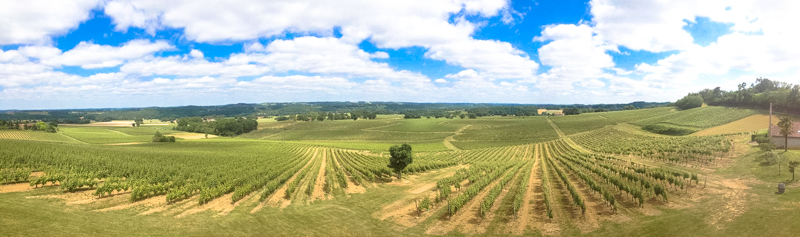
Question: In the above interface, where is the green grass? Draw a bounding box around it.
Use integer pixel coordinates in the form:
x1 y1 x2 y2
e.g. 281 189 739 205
550 107 674 135
59 127 162 144
632 106 757 130
372 118 463 132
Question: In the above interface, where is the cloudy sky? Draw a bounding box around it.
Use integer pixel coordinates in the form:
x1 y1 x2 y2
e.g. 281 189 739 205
1 0 798 109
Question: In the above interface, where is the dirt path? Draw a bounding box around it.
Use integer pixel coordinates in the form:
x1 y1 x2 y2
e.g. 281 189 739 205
510 144 542 235
443 125 471 151
176 192 235 218
425 168 514 235
310 149 329 201
251 148 319 213
0 182 34 193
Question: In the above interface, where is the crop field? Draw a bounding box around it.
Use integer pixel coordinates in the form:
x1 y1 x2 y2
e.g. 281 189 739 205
631 106 757 135
550 107 673 135
2 106 800 236
693 114 776 136
0 130 81 144
59 126 182 144
450 117 560 149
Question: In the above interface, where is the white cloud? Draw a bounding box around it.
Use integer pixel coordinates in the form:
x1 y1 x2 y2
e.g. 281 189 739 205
534 24 615 90
0 0 100 45
189 49 204 59
53 40 173 69
435 79 448 83
104 0 502 46
589 0 728 52
427 39 539 78
102 0 536 82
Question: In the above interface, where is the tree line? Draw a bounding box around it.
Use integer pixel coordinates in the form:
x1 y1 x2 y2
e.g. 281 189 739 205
694 78 800 113
174 116 257 136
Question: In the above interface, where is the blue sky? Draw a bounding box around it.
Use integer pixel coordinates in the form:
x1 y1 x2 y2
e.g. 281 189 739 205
1 0 798 109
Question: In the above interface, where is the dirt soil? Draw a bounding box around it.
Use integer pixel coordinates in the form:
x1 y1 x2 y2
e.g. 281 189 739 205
171 133 218 140
310 149 329 201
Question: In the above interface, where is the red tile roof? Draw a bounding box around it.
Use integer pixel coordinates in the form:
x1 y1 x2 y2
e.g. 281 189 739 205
770 122 800 138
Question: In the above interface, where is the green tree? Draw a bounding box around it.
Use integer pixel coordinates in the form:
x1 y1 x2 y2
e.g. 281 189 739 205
674 94 704 110
459 114 466 119
789 161 800 181
388 143 413 180
777 116 794 152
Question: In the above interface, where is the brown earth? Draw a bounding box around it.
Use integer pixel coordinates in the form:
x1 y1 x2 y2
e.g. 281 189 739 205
171 132 218 140
310 149 329 202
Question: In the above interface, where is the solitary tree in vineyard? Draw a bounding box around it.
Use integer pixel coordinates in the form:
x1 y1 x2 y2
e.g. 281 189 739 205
388 143 413 180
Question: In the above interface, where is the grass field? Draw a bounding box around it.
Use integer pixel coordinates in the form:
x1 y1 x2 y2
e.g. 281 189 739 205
693 114 777 136
3 107 800 236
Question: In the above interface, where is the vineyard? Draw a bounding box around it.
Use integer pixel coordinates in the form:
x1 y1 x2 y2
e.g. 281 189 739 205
0 108 783 236
571 127 732 165
0 130 81 144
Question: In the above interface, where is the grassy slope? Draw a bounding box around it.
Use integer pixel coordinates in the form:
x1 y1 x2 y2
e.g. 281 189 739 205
632 106 757 130
59 126 183 144
693 114 778 136
550 107 674 135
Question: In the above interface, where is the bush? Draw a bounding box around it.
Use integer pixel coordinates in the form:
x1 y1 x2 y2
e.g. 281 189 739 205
152 131 176 142
642 124 698 136
674 94 704 110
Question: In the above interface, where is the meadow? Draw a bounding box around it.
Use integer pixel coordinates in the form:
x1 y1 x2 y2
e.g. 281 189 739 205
1 106 799 236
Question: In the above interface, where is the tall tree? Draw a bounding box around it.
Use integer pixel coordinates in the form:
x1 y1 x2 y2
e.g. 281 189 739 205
778 116 794 152
388 143 413 180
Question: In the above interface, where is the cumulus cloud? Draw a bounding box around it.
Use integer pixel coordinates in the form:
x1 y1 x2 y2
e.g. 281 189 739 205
534 24 615 90
102 0 537 81
0 0 100 45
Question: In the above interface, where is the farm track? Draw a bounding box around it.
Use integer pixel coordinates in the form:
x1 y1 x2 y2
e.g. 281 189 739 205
443 125 471 151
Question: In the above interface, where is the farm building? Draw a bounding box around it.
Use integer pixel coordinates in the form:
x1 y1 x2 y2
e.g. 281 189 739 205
770 122 800 149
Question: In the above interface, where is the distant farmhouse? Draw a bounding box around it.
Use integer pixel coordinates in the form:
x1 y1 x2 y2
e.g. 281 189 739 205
770 122 800 149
